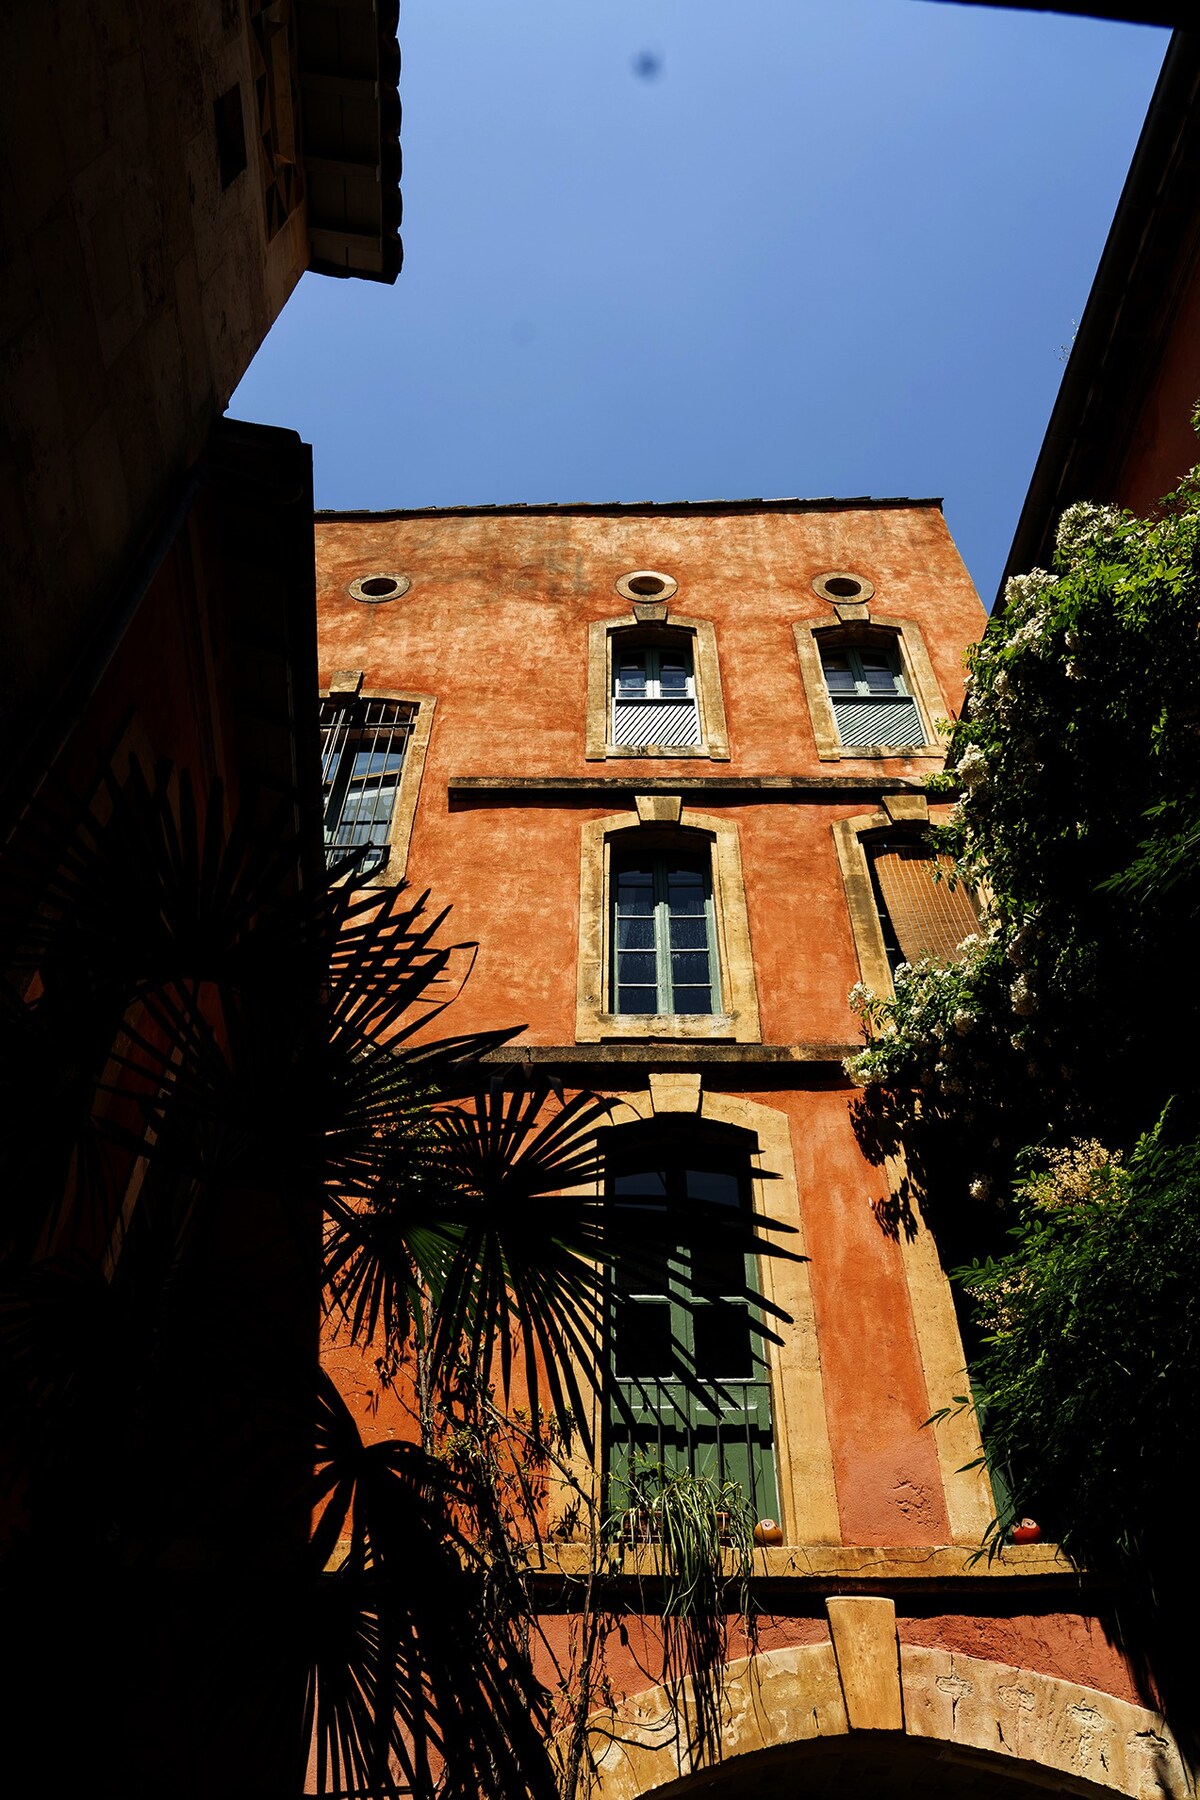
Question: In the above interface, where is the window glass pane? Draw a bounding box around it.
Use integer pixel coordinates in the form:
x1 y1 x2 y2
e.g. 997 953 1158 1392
616 951 657 988
667 914 707 950
617 983 659 1014
820 650 856 692
617 915 655 950
685 1169 741 1206
613 1170 667 1198
672 987 714 1015
666 868 707 912
859 651 900 694
616 652 648 697
658 652 691 695
670 951 712 988
614 1299 675 1376
616 868 655 912
692 1304 754 1379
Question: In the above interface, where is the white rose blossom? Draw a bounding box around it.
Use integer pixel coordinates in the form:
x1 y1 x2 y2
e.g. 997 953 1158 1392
1002 568 1056 611
956 743 988 789
1010 973 1036 1016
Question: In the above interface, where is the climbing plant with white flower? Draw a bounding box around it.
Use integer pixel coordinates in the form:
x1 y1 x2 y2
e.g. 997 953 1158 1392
846 461 1200 1224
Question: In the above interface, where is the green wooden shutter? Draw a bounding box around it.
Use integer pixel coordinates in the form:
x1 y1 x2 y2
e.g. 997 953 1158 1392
607 1158 778 1519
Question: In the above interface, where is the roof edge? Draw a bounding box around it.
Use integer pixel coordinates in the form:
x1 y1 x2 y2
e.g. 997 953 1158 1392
997 27 1197 607
313 495 945 522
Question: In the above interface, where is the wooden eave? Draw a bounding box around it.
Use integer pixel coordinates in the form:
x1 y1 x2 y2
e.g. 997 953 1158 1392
294 0 403 283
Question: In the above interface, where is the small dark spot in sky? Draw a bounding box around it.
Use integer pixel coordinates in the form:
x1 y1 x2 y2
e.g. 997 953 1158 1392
632 51 662 81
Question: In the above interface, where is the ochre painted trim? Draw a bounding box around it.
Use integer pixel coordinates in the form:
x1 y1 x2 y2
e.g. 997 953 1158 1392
832 812 895 999
575 810 760 1043
698 1090 840 1547
585 614 731 762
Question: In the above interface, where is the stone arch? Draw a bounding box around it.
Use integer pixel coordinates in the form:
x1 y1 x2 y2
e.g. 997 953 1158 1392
584 1640 1190 1800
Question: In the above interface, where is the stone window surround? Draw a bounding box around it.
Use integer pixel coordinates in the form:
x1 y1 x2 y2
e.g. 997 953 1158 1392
586 614 731 762
548 1084 839 1550
833 795 983 1004
832 795 935 1000
575 805 761 1044
794 615 949 763
321 670 436 887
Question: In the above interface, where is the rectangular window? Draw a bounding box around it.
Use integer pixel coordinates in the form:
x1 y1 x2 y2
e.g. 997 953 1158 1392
821 644 925 749
319 697 416 875
613 854 718 1015
869 837 979 972
607 1148 777 1517
612 644 701 748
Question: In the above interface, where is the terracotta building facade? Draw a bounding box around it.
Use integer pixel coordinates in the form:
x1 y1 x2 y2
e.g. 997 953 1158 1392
314 499 1187 1799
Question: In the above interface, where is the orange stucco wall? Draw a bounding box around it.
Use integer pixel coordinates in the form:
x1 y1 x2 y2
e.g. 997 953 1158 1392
313 501 1145 1723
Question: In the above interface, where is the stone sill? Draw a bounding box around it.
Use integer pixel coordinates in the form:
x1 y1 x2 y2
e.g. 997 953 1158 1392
526 1541 1074 1586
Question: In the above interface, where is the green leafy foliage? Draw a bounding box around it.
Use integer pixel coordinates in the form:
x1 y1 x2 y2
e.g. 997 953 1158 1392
957 1124 1200 1582
845 472 1200 1726
847 476 1200 1220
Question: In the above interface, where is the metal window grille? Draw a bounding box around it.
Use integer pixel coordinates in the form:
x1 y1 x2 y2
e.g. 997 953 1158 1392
821 643 926 749
319 696 416 875
606 1153 778 1519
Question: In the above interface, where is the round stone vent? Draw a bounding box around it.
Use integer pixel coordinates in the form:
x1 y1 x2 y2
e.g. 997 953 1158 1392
348 572 411 603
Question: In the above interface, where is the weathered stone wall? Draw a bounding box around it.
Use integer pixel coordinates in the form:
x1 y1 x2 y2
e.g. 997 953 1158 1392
0 0 307 737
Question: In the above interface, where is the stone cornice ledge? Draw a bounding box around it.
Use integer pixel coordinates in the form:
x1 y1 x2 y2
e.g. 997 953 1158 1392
450 774 944 800
479 1042 858 1069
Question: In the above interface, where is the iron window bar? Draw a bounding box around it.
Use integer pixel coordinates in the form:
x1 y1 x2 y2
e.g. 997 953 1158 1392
319 696 416 875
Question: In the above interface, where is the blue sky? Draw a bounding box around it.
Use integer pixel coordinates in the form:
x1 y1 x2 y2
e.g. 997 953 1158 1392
232 0 1168 604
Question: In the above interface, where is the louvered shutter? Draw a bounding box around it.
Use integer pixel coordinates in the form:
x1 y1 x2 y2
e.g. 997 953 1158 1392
871 842 979 964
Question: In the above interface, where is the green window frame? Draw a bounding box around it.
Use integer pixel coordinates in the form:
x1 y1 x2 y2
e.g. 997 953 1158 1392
612 852 719 1016
819 641 925 749
605 1134 778 1518
611 640 701 749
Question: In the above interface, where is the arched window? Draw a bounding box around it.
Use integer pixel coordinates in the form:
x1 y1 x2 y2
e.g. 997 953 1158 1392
605 1122 778 1518
576 810 760 1043
819 639 925 749
612 848 719 1015
586 614 730 761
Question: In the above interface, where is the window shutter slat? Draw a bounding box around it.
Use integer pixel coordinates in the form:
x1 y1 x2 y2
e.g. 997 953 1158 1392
831 694 925 748
612 698 701 747
872 845 979 965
